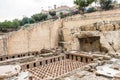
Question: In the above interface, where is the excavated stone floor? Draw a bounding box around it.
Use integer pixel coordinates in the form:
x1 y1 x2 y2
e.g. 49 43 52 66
28 59 87 80
58 71 111 80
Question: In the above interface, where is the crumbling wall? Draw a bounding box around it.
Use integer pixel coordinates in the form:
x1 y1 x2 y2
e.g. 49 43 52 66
62 18 120 54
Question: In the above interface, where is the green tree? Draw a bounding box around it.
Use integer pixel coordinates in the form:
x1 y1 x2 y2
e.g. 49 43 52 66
74 0 94 10
22 17 30 25
12 19 20 28
2 20 12 28
29 18 35 23
49 11 56 17
31 13 48 22
100 0 114 10
60 12 64 18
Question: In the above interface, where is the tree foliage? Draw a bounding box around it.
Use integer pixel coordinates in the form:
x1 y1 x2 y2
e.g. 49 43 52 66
0 20 16 28
0 12 48 32
31 13 48 22
100 0 114 10
49 11 56 17
74 0 95 10
22 17 30 25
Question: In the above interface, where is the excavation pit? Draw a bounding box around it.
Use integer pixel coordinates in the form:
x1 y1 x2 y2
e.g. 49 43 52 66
27 59 87 80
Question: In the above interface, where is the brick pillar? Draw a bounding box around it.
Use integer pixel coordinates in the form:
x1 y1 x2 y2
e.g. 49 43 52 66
42 60 45 65
77 56 80 62
69 55 72 60
55 57 58 62
52 58 54 62
88 58 92 63
66 55 69 59
47 59 50 64
36 61 40 67
21 65 27 71
29 63 34 68
63 55 66 60
2 56 6 61
60 56 63 61
73 55 76 61
80 57 82 62
83 57 86 63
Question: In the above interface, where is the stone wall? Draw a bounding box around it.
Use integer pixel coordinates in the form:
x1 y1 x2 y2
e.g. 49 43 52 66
5 20 62 55
78 37 101 52
0 35 7 55
0 10 120 55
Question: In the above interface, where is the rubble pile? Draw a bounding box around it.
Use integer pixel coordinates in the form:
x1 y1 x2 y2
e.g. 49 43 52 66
0 65 32 80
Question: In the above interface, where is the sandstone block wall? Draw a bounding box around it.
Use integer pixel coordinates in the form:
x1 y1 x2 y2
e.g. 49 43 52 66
0 10 120 55
5 20 62 55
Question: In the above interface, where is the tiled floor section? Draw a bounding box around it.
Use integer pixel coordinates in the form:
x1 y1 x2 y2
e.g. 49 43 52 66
28 59 87 80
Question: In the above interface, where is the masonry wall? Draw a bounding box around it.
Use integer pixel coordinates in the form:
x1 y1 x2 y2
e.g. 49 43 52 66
6 20 61 55
0 38 5 55
0 10 120 55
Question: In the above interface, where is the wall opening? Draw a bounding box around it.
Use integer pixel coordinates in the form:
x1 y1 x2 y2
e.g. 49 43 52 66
33 63 36 67
45 60 48 64
53 58 55 62
28 54 30 56
76 56 78 61
78 36 101 52
6 57 8 59
62 56 64 60
50 59 52 63
12 56 15 58
86 58 88 62
81 57 83 62
23 54 25 57
58 57 60 61
27 64 29 69
32 53 34 55
72 55 73 60
0 58 3 61
40 62 42 65
18 55 20 57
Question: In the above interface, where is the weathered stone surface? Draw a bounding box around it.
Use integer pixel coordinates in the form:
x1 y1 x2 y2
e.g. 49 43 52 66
114 24 120 30
81 24 96 31
84 65 91 71
99 24 114 31
0 10 120 55
59 71 110 80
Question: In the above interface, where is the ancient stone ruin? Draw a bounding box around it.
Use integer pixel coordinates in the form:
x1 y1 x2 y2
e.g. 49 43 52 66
0 9 120 80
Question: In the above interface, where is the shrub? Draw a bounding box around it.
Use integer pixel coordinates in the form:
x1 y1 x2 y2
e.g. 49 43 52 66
100 0 114 10
49 11 56 17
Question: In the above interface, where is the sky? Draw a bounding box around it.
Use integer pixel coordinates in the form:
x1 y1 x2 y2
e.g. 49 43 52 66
0 0 74 22
0 0 119 22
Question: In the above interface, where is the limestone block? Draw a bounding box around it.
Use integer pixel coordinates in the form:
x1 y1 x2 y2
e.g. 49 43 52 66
99 24 114 31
